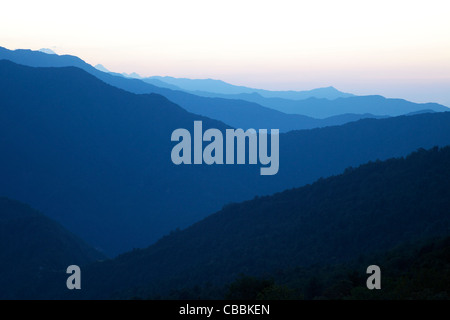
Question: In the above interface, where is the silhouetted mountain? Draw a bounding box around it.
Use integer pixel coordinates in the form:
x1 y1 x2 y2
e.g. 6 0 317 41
321 113 388 123
38 48 56 55
140 77 183 90
0 197 104 299
192 91 447 117
3 60 450 257
266 95 447 118
215 235 450 300
406 109 437 116
61 146 450 299
346 236 450 300
102 68 183 90
0 47 388 132
148 76 353 100
4 47 445 125
0 59 251 256
122 72 142 79
94 64 110 73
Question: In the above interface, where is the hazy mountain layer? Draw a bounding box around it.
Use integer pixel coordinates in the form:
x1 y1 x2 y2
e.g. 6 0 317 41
62 146 450 299
0 197 104 299
2 59 450 256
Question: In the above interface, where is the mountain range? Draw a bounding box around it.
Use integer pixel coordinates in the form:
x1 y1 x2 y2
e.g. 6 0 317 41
145 76 354 99
143 77 447 117
1 45 450 300
1 47 447 131
2 59 450 257
37 146 450 299
0 197 104 299
188 91 447 118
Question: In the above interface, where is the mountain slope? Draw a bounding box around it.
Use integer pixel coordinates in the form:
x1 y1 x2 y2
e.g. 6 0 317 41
218 235 450 300
192 91 448 118
269 95 448 118
2 47 443 131
0 197 104 299
75 146 450 299
2 47 446 124
0 47 345 132
3 60 450 257
146 76 353 100
0 59 260 256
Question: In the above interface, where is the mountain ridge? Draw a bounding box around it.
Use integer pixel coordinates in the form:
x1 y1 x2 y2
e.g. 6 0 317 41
2 47 446 130
60 146 450 299
191 91 448 118
3 59 450 256
146 75 354 100
0 197 105 299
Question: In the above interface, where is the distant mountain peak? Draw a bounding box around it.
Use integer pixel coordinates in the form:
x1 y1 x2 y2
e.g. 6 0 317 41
146 76 354 100
38 48 57 55
95 64 110 73
122 72 142 79
309 86 344 93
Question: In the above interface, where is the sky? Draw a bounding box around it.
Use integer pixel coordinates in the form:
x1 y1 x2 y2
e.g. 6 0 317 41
1 0 450 105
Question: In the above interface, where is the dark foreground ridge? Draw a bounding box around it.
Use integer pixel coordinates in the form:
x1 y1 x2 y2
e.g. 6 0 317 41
0 197 104 299
50 146 450 299
2 59 450 257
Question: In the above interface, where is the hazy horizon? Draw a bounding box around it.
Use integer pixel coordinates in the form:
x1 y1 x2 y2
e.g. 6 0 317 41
2 0 449 106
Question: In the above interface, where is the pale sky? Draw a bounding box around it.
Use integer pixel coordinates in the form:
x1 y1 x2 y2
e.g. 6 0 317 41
1 0 450 105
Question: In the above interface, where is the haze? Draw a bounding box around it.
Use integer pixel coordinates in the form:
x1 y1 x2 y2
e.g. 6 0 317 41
1 0 449 105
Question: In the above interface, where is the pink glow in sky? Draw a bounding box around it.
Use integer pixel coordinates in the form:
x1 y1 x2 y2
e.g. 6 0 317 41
1 0 450 105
